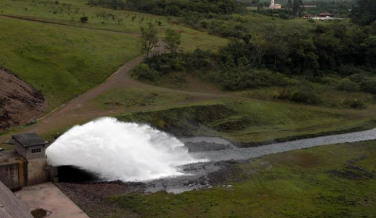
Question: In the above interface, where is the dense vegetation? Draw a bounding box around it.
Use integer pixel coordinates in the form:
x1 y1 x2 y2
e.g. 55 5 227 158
88 0 242 16
350 0 376 25
128 0 376 109
135 21 376 93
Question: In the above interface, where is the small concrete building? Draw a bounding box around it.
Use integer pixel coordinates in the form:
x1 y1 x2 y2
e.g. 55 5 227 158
13 133 47 161
0 133 50 189
12 133 49 186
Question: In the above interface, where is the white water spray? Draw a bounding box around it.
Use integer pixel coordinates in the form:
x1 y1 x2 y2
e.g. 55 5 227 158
46 117 203 182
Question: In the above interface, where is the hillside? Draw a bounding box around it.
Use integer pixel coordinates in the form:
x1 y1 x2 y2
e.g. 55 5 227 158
0 68 46 131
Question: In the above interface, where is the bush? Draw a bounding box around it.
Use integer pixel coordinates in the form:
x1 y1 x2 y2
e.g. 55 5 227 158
337 78 360 92
274 87 321 105
349 73 368 83
289 89 321 104
133 63 159 82
361 77 376 94
220 70 289 91
80 16 88 23
341 98 367 109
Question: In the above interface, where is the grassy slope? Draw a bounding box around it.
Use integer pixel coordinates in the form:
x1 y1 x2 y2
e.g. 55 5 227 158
0 0 228 111
94 87 189 110
0 0 228 51
0 17 141 109
108 140 376 218
116 100 376 144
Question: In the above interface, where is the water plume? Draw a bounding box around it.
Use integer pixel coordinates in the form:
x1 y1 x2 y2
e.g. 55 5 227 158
46 117 203 182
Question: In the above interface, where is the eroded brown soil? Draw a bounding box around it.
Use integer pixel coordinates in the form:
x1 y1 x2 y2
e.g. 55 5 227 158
0 67 46 131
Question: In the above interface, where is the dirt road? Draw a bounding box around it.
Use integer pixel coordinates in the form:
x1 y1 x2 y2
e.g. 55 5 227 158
1 14 375 143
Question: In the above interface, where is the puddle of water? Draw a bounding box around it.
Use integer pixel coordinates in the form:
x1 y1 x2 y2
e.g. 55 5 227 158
31 208 52 218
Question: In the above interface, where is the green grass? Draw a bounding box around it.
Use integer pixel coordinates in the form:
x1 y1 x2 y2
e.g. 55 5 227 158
94 87 190 110
117 99 375 144
0 0 228 51
107 140 376 218
0 0 228 111
0 17 141 109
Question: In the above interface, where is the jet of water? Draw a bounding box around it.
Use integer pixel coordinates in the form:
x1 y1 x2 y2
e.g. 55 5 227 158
46 117 203 182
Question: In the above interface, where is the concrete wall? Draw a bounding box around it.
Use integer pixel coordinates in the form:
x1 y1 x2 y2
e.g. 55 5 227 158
14 142 46 161
0 159 26 189
27 158 48 186
0 163 19 189
14 142 27 159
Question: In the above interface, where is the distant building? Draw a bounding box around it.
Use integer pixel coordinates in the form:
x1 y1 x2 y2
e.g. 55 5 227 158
304 14 315 19
319 12 334 17
269 0 282 9
301 5 317 8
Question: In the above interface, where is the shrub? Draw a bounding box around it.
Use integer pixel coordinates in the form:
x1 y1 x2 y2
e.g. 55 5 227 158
274 87 321 105
341 98 367 109
133 63 159 82
337 78 360 92
289 89 321 104
361 77 376 94
80 16 88 23
220 70 289 91
349 73 368 83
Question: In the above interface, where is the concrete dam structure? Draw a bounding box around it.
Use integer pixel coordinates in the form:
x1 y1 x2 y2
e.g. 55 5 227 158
0 133 54 189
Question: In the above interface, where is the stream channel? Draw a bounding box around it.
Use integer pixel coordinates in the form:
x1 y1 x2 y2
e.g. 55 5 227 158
146 128 376 193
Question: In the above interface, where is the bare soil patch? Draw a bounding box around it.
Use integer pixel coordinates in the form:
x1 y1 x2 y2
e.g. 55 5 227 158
0 67 46 131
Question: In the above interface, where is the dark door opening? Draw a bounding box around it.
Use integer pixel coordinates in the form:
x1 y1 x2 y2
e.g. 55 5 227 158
57 166 100 183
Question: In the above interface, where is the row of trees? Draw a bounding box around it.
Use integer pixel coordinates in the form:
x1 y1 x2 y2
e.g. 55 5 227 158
88 0 242 16
136 20 376 91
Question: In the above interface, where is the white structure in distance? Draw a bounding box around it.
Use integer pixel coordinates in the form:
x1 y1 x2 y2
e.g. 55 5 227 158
269 0 282 9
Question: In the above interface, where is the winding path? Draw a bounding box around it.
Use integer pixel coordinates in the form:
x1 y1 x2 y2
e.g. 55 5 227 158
0 14 240 139
1 14 375 143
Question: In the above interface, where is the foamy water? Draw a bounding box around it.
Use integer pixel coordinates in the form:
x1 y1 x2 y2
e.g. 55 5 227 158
46 117 203 182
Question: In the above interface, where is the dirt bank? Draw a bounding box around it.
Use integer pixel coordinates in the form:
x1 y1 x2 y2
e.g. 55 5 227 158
0 67 46 131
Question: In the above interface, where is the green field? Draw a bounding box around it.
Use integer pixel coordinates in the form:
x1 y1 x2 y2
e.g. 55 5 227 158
0 0 228 110
0 0 228 51
107 140 376 218
94 87 190 110
0 17 141 109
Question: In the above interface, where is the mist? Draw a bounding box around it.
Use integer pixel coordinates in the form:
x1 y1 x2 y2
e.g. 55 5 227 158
46 117 203 182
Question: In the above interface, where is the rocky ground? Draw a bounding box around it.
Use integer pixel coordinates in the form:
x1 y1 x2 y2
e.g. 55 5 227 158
55 140 245 217
56 160 243 218
0 67 46 131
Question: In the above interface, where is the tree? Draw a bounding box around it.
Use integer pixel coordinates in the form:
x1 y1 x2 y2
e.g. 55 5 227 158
163 29 181 54
140 22 158 58
351 0 376 26
286 0 292 11
292 0 303 17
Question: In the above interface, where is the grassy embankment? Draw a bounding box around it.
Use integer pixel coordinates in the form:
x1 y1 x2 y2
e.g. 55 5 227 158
0 17 141 109
0 0 228 51
106 140 376 218
115 100 376 145
0 0 227 110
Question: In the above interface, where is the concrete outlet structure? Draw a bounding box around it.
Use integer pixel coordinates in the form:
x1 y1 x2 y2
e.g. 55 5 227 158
0 133 51 189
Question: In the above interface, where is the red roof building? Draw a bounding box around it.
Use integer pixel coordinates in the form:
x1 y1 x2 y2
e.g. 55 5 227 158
319 12 334 17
